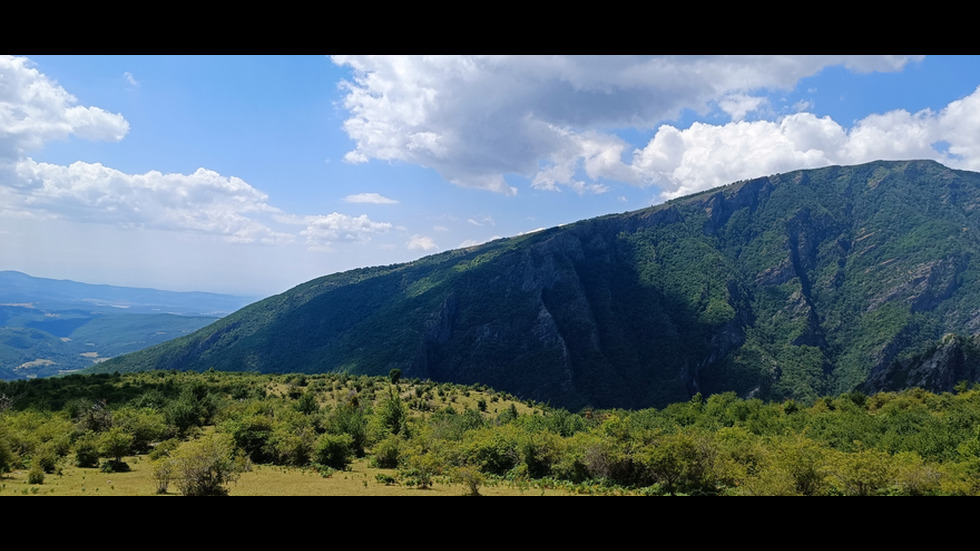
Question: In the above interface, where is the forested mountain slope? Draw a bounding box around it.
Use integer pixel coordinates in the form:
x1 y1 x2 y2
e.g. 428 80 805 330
94 160 980 410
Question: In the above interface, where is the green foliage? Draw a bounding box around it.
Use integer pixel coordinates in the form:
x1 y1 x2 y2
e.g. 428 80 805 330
7 368 980 495
398 449 440 489
266 409 316 467
314 433 354 471
451 464 485 496
293 391 319 415
152 456 174 494
27 462 44 484
113 406 168 454
374 390 408 438
73 432 100 468
98 427 134 464
370 434 404 469
324 401 368 457
0 432 13 474
168 433 242 496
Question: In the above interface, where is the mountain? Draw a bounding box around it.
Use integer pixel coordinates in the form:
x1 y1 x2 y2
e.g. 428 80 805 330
92 160 980 410
0 271 255 316
0 272 257 379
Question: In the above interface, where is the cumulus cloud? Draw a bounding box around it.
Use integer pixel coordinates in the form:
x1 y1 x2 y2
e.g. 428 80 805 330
636 85 980 199
343 192 399 204
0 55 129 159
302 212 393 251
407 234 438 251
332 55 919 195
8 159 292 243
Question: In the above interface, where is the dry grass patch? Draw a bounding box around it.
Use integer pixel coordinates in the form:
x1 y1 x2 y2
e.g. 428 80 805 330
0 457 577 496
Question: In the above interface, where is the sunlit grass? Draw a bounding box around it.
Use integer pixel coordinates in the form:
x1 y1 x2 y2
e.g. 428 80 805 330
0 457 579 496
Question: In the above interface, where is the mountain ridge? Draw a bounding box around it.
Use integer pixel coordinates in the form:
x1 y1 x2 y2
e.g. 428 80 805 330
93 159 980 409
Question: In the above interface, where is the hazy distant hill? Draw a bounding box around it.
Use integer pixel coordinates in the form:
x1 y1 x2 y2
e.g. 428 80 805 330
0 272 256 379
94 160 980 410
0 271 254 316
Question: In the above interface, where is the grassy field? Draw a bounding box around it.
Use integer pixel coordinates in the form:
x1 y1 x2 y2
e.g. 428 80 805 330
0 456 580 496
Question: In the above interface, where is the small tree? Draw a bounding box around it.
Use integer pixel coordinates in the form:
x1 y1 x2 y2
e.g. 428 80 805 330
370 434 404 469
451 465 485 496
294 392 319 415
376 389 408 437
99 427 134 472
388 369 402 386
152 457 174 494
325 402 368 457
314 433 354 471
170 434 242 496
74 432 101 468
27 463 44 485
0 435 13 475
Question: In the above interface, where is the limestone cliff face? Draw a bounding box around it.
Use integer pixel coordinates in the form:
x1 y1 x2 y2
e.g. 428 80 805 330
99 160 980 409
864 334 980 393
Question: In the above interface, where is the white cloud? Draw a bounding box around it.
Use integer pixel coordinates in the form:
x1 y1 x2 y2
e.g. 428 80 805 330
0 55 129 159
332 55 918 195
717 94 767 121
343 192 399 204
466 215 495 227
123 72 140 89
632 85 980 199
407 234 438 251
302 212 393 251
8 159 292 243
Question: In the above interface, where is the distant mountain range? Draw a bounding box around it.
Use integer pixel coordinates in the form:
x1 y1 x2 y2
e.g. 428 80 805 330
0 271 256 379
93 160 980 410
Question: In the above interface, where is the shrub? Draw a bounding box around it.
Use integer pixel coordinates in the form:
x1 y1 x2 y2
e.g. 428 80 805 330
325 402 368 457
375 473 397 485
170 434 242 496
314 433 354 471
34 441 61 474
451 465 485 496
0 434 13 474
27 463 44 485
398 448 441 489
370 435 404 469
74 433 100 468
99 427 134 465
373 390 408 438
152 458 174 494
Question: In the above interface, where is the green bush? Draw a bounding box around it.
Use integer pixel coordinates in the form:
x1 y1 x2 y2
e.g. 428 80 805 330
170 434 242 496
370 434 404 469
27 463 44 485
99 427 134 464
73 433 100 468
314 433 354 471
0 436 13 474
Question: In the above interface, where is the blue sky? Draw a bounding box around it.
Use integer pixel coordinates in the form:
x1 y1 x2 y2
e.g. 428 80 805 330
3 55 980 296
